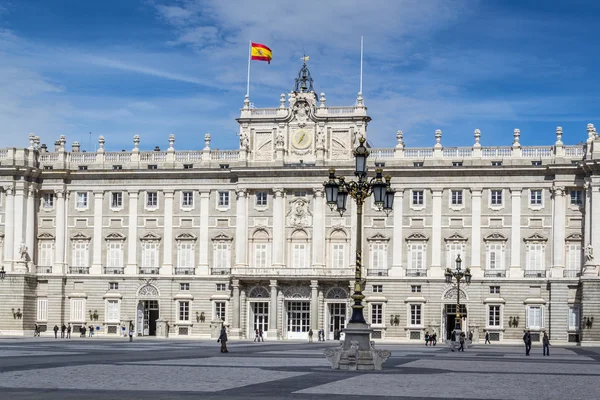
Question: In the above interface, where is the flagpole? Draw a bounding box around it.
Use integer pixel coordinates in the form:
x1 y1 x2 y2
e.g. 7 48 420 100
359 36 363 94
247 40 252 98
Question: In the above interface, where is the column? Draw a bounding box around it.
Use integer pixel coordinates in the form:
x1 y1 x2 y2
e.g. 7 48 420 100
26 186 36 268
430 189 443 277
268 280 278 336
551 186 566 277
161 190 174 275
312 188 325 267
54 189 66 274
390 189 404 277
13 183 26 262
198 191 210 275
126 191 139 275
584 178 592 248
470 189 482 277
91 190 104 274
3 185 14 270
509 189 523 278
234 188 248 267
231 279 240 337
591 183 600 269
272 188 285 266
240 288 247 339
310 280 319 330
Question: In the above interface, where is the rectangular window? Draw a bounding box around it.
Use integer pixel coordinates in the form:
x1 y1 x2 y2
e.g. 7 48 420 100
183 164 193 169
214 243 230 270
372 285 383 293
293 243 307 268
490 190 503 205
178 242 194 268
413 162 423 167
146 192 158 208
409 243 425 270
215 301 226 321
109 282 119 290
410 304 422 326
216 283 227 291
37 298 48 321
332 243 345 269
254 243 267 268
113 165 122 170
78 165 88 171
371 303 383 325
530 190 542 206
488 305 501 326
412 190 424 205
411 285 421 293
107 242 123 268
256 191 267 206
179 301 190 321
182 191 194 207
452 162 463 167
294 191 307 197
488 244 503 270
568 306 580 330
490 286 500 294
180 283 190 291
106 299 120 322
39 242 54 267
218 191 229 207
447 244 463 269
42 193 54 208
451 190 463 205
527 244 544 270
142 243 159 268
371 243 386 270
531 161 542 166
148 164 158 170
76 192 88 208
72 242 88 267
491 161 503 166
527 306 542 329
567 244 582 271
70 298 85 322
111 192 122 208
570 190 583 206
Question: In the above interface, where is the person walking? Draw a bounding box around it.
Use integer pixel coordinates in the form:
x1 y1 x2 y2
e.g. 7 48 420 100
33 324 39 337
254 328 259 342
129 324 134 342
485 331 491 344
67 323 71 339
89 325 94 337
258 328 264 342
458 332 466 352
61 324 66 338
81 325 86 338
432 333 437 346
543 332 550 356
218 326 228 353
53 325 59 339
523 330 532 356
425 332 430 346
308 329 314 343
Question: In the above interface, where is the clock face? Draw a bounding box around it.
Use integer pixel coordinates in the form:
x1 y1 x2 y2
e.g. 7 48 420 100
292 129 312 150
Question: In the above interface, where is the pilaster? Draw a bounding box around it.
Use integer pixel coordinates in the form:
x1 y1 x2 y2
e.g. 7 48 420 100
2 185 15 270
161 190 174 275
509 189 523 278
551 185 566 278
54 189 66 274
272 188 285 266
591 182 600 275
312 188 325 267
310 280 319 330
26 186 36 268
430 189 443 277
390 189 404 277
470 189 482 278
13 182 26 260
126 190 139 275
234 188 248 267
91 190 104 274
268 280 278 337
198 191 210 275
231 279 240 337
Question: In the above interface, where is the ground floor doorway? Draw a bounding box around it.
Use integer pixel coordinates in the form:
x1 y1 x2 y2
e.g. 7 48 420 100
443 304 467 340
137 300 159 336
249 301 269 339
286 301 310 339
327 302 347 340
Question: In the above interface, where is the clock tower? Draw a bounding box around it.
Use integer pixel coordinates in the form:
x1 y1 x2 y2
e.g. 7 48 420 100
237 60 370 164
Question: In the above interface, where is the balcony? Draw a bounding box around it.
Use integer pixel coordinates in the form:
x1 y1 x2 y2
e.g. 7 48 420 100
231 267 354 277
524 270 547 278
484 270 507 278
36 266 53 274
211 268 231 275
104 267 124 274
69 266 90 274
406 269 427 277
139 267 159 275
367 269 389 277
564 270 581 278
174 267 196 275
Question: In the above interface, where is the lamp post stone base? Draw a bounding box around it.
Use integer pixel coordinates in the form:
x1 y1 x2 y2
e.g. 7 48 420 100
324 322 391 371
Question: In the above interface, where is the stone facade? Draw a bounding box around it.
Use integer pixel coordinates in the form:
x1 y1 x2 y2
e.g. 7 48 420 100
1 65 600 343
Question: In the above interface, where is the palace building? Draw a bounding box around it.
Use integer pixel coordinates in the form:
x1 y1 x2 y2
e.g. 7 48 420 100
1 64 600 344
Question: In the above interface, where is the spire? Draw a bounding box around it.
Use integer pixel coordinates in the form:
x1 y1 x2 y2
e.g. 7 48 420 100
294 56 315 93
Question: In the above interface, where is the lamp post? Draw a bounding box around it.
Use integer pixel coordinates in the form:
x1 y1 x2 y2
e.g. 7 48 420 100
323 137 394 370
445 255 472 337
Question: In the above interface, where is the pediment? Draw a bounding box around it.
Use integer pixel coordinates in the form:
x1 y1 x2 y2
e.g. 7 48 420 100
367 233 389 242
484 232 507 242
405 233 429 242
523 233 548 242
105 232 126 240
565 233 583 242
212 233 233 242
38 232 55 240
70 232 91 241
140 232 161 241
444 232 468 242
176 232 197 241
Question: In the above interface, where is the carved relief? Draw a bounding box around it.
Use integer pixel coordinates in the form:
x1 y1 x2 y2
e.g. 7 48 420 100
254 132 273 161
326 287 348 299
442 287 468 301
286 198 312 228
138 284 159 297
281 285 311 299
248 286 270 298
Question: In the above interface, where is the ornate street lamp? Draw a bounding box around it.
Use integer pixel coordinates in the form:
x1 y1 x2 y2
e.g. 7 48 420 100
323 136 394 326
445 255 472 334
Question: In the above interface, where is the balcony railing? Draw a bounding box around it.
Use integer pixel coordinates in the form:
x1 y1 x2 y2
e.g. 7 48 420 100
104 267 124 274
139 267 159 275
484 270 507 278
367 269 389 276
406 269 427 277
69 266 90 274
174 267 196 275
211 268 231 275
563 270 581 278
231 267 354 277
524 270 547 278
36 266 53 274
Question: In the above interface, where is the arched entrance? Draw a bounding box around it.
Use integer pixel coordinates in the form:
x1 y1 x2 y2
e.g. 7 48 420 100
247 286 270 339
325 287 349 340
441 286 469 340
136 284 160 336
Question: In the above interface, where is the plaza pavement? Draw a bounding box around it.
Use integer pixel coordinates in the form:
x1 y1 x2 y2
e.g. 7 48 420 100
0 337 599 400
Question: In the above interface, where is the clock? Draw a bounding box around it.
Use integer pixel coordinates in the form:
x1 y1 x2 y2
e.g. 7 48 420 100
292 129 313 150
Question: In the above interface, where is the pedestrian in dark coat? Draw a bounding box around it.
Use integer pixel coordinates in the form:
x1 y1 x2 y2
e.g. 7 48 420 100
458 332 465 352
543 332 550 356
485 331 491 344
53 325 59 339
523 330 532 356
218 326 228 353
258 328 264 342
67 323 71 339
61 324 66 338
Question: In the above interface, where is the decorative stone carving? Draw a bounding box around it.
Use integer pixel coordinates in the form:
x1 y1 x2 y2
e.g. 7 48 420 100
316 127 325 149
523 233 548 243
444 232 468 242
138 284 159 297
140 232 161 241
370 341 392 370
406 233 429 242
204 133 211 150
275 132 285 149
168 134 175 150
513 128 521 147
326 287 348 299
248 286 270 298
586 244 594 263
484 232 508 242
175 232 197 241
474 129 481 147
281 285 311 299
286 198 312 228
396 130 404 148
239 131 250 151
105 232 126 241
324 344 343 369
19 242 29 261
442 287 468 301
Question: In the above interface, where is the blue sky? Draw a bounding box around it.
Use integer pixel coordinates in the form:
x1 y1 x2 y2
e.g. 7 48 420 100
0 0 598 151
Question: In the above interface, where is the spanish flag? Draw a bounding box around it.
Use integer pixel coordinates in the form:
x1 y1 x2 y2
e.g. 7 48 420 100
251 42 272 64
